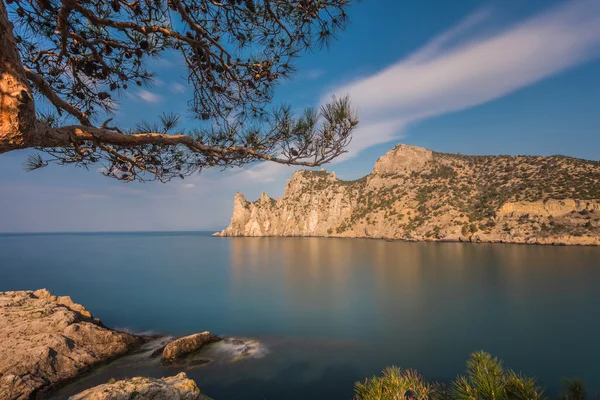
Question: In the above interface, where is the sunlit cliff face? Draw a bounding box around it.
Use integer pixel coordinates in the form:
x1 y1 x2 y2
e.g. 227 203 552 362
216 144 600 246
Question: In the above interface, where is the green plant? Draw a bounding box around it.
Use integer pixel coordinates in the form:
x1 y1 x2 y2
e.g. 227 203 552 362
354 368 435 400
461 224 470 236
354 352 546 400
1 0 357 181
469 223 478 234
561 378 586 400
451 352 545 400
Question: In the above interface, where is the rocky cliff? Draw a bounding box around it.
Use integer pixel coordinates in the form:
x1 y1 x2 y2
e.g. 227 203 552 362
0 289 143 399
215 144 600 245
69 373 211 400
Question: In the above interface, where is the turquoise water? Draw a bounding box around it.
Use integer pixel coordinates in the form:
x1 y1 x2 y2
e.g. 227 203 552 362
1 232 599 398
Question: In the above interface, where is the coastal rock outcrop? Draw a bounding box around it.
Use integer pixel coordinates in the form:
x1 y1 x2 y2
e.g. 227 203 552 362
161 332 221 365
0 289 143 399
215 144 600 245
69 373 211 400
372 144 433 174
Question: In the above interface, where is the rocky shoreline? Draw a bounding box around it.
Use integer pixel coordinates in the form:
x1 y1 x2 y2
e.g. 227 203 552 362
0 289 217 400
217 229 600 246
69 373 209 400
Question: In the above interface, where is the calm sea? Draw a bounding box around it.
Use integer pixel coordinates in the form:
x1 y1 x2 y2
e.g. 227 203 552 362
1 232 599 399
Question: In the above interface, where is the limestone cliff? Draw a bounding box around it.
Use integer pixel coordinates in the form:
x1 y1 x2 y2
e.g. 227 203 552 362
215 144 600 245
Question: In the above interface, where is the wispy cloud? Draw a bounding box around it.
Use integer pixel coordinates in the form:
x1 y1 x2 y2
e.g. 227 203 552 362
325 0 600 160
170 83 186 94
332 119 410 164
136 89 163 103
236 162 288 184
145 1 600 198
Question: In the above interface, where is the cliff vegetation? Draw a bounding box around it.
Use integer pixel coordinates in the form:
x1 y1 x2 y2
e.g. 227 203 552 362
216 144 600 245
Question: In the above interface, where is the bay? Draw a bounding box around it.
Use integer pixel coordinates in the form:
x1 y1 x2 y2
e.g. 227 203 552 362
1 232 599 398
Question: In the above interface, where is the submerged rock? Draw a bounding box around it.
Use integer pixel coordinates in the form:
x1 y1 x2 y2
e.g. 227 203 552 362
69 372 211 400
217 338 266 361
187 358 213 368
0 289 144 399
161 332 221 365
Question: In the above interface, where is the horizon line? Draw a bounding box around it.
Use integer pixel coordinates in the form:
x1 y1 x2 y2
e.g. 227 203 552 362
0 229 224 235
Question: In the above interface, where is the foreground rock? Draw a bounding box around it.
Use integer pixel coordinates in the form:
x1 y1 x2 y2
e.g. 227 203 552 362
69 373 211 400
161 332 221 365
0 289 143 399
215 144 600 246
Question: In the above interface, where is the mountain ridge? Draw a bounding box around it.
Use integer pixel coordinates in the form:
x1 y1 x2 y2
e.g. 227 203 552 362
215 144 600 245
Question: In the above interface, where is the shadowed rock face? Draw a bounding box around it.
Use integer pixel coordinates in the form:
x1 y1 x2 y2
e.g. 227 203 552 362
161 332 221 365
69 373 211 400
0 289 144 399
215 144 600 245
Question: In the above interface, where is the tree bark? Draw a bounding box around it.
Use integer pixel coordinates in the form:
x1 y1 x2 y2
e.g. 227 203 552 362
0 0 37 153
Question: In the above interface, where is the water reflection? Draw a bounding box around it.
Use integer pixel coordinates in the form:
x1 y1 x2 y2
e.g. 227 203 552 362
2 233 599 398
228 238 600 395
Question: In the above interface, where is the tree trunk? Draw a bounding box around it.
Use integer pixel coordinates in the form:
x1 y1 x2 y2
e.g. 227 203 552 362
0 0 36 153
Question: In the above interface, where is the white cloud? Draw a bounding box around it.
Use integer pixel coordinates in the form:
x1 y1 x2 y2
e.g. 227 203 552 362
332 119 410 164
168 161 298 201
192 162 294 192
235 162 287 184
170 83 186 93
136 89 163 103
325 0 600 160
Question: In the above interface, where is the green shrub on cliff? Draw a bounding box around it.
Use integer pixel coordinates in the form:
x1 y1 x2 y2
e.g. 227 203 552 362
354 351 547 400
354 367 435 400
450 352 545 400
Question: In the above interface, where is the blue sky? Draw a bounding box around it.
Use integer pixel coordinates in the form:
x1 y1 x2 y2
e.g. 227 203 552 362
1 0 600 232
